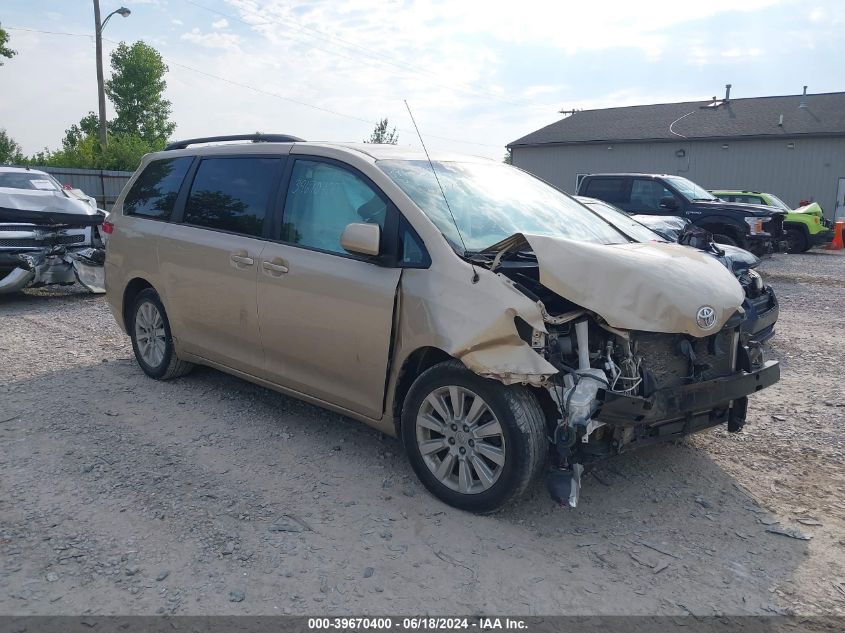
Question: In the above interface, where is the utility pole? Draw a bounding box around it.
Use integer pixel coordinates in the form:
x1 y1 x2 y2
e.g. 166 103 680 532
93 1 131 149
94 0 108 148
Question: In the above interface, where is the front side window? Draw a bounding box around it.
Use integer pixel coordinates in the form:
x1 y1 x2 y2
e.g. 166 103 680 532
630 179 675 211
281 160 387 256
123 157 192 219
378 160 628 252
184 157 281 237
664 176 717 202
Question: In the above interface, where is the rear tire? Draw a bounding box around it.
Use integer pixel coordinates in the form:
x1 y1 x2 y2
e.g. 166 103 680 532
785 227 807 254
129 288 194 380
401 360 547 513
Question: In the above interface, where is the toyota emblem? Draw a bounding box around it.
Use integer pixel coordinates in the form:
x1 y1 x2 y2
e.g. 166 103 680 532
696 306 717 330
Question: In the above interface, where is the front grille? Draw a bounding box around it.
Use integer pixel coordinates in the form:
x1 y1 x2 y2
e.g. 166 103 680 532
763 214 784 238
0 234 85 248
0 225 37 232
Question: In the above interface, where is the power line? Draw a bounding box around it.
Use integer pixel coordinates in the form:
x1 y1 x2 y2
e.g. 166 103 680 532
5 25 505 150
183 0 551 112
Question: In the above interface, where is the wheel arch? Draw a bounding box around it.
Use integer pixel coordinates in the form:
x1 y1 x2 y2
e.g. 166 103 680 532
391 346 453 433
122 277 156 332
698 221 743 244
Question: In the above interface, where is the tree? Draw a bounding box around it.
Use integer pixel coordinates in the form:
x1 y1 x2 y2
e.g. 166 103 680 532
365 118 398 144
105 41 176 143
503 149 512 165
62 112 100 150
0 23 16 65
0 129 24 164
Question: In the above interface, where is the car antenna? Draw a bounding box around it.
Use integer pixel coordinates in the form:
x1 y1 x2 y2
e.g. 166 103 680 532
403 100 479 284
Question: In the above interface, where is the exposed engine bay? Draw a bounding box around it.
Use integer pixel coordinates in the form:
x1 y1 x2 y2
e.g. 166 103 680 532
472 239 778 509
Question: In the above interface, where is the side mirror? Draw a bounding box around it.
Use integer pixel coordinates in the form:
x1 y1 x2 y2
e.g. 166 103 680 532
659 196 679 210
340 223 380 256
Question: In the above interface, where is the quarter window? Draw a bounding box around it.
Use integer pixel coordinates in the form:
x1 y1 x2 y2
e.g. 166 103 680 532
583 178 628 204
184 157 281 237
282 160 387 256
123 157 192 219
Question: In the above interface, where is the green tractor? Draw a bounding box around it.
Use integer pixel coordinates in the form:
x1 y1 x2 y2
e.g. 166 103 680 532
711 190 833 254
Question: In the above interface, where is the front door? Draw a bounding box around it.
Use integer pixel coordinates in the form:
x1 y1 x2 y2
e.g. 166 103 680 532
159 155 284 374
258 157 401 418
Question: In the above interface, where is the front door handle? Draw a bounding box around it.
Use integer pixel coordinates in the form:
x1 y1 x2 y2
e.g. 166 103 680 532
262 258 289 274
230 251 255 266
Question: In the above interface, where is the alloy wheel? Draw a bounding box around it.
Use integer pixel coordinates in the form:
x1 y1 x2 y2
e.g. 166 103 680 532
134 301 166 369
415 386 506 494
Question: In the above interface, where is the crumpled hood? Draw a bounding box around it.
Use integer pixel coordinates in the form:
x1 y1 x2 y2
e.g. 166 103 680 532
491 233 745 336
0 188 105 226
792 202 823 217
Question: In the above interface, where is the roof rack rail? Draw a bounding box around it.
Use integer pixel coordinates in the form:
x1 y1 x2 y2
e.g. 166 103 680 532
164 134 305 151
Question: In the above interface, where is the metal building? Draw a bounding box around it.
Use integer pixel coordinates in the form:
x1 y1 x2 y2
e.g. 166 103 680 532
508 89 845 219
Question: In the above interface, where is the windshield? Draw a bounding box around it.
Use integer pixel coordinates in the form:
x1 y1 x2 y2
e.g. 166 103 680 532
664 176 716 202
0 171 62 192
377 160 629 251
765 194 791 211
577 198 666 242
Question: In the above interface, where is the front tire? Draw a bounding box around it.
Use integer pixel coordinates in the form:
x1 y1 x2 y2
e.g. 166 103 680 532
785 227 807 254
130 288 194 380
401 360 547 513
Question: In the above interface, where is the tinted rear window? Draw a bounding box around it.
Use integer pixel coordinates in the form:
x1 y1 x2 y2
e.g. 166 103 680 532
583 178 629 204
184 157 281 237
123 157 192 219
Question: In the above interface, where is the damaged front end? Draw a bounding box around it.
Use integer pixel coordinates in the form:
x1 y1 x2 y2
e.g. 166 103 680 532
0 224 106 294
0 190 107 295
475 233 780 508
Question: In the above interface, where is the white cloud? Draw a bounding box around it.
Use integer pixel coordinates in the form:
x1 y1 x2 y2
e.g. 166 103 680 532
3 0 836 161
181 28 241 52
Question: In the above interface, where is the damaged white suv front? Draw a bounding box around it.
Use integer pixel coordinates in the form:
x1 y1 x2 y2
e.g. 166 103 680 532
0 167 107 294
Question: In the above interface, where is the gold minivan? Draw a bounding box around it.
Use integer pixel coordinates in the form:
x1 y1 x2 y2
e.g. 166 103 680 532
105 135 779 512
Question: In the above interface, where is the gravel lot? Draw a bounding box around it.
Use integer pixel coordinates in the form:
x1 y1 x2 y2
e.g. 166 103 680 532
1 250 843 616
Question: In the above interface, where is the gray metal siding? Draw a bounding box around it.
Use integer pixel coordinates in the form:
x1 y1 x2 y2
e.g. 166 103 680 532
36 167 134 211
512 137 845 218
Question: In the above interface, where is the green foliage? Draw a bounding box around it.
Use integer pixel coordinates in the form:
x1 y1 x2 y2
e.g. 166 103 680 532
30 132 164 172
0 23 16 65
503 149 512 165
62 112 100 150
106 41 176 143
0 129 25 164
365 118 398 144
12 40 176 171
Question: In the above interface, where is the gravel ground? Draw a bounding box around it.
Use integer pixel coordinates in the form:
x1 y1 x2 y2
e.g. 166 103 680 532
1 250 843 616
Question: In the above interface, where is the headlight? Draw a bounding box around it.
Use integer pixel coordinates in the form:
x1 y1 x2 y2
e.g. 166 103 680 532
748 269 764 293
744 217 765 234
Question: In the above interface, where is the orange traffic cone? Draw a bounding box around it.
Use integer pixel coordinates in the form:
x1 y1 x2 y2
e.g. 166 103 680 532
828 221 845 250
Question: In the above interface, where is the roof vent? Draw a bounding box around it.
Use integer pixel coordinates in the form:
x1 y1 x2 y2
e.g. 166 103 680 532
724 83 732 102
799 85 808 108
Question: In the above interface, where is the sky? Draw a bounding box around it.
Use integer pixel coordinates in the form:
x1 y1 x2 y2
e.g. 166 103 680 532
1 0 843 160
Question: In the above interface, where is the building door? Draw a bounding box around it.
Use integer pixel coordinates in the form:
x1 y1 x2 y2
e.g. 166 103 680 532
836 178 845 220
